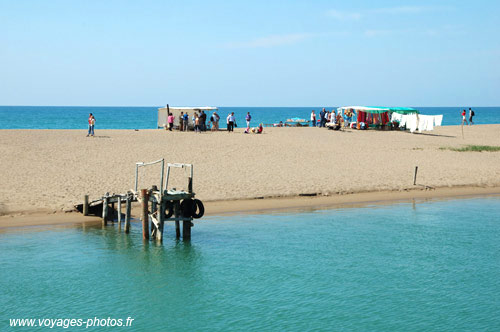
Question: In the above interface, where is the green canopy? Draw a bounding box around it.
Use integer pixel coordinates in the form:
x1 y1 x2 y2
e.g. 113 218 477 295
338 106 420 114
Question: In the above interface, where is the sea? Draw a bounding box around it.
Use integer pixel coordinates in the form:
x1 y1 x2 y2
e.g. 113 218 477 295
1 197 499 331
0 106 499 129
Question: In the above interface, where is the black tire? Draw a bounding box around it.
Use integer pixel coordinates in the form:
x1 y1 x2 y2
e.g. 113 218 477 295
192 199 205 219
180 199 194 218
164 201 174 219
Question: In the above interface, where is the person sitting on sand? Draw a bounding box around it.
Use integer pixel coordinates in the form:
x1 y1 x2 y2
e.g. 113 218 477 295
246 123 263 134
336 113 344 130
253 123 263 134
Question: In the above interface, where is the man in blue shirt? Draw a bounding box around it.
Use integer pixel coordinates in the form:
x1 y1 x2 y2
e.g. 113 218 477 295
319 108 326 127
183 112 189 131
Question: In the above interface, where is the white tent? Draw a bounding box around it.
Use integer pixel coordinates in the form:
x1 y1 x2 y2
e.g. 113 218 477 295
157 106 218 129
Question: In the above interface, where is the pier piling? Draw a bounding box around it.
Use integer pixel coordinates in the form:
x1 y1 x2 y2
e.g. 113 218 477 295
102 196 109 226
111 202 115 222
182 216 191 240
125 195 131 233
83 195 89 216
141 189 149 240
157 201 165 242
117 196 122 230
174 201 181 239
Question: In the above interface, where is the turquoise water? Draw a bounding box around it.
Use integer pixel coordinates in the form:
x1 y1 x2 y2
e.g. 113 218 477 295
1 197 500 331
1 106 499 129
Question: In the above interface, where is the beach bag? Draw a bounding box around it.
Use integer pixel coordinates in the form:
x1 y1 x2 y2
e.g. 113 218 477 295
471 111 475 116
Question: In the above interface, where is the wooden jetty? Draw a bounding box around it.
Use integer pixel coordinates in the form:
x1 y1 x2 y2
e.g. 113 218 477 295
76 160 204 242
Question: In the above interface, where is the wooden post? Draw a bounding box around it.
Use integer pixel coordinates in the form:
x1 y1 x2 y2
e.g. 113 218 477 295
117 196 122 230
111 202 115 222
182 217 192 240
141 189 149 240
157 200 165 242
150 200 157 240
102 197 108 226
125 196 131 234
83 195 89 216
413 166 418 185
174 201 181 239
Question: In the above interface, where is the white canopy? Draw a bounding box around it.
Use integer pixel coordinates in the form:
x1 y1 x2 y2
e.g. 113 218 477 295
158 106 218 111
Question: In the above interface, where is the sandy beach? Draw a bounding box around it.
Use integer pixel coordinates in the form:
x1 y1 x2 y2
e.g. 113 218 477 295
1 124 500 226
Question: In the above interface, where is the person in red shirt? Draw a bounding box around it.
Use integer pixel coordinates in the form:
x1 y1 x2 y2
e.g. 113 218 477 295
87 113 95 137
461 109 468 125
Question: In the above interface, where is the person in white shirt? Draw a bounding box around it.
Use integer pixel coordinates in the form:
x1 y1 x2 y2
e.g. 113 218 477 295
469 108 474 125
227 112 235 132
311 110 316 127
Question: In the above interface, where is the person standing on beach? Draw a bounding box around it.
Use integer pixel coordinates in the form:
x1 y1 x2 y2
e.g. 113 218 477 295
469 108 475 125
461 109 468 125
87 113 95 137
227 112 235 132
311 110 316 127
200 111 207 131
194 114 201 133
246 112 252 129
183 112 189 131
320 108 327 127
179 112 184 131
167 113 174 131
212 112 220 131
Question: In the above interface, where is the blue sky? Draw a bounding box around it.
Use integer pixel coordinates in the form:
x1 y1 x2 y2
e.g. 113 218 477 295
1 0 499 106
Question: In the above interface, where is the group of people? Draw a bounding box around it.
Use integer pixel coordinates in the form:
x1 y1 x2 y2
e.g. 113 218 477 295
461 108 475 125
164 111 255 133
310 108 345 128
166 110 221 132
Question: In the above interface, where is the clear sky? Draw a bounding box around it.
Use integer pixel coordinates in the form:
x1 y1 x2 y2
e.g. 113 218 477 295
1 0 499 106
